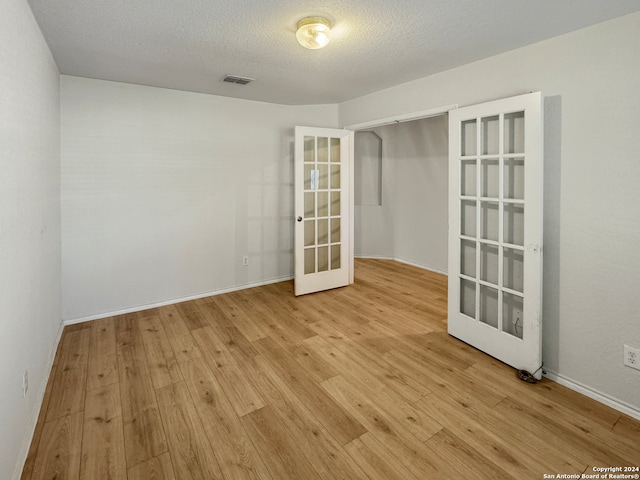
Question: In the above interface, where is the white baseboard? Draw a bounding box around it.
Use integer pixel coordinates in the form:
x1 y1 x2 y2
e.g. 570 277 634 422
13 320 65 480
544 369 640 421
392 258 448 276
63 275 294 326
64 256 446 326
356 255 448 276
355 254 394 260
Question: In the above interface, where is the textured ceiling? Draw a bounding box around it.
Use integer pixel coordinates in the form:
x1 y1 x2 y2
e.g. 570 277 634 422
27 0 640 105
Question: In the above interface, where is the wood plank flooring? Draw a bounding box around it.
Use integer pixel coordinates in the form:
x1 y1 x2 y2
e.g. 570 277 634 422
22 259 640 480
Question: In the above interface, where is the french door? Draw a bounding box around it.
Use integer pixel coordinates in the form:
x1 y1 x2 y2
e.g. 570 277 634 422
448 92 543 378
294 127 354 296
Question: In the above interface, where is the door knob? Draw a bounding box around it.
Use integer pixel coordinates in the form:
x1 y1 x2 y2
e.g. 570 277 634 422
297 216 302 222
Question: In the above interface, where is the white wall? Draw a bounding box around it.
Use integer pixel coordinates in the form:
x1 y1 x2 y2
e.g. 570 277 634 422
391 117 448 271
354 131 394 258
355 117 449 273
61 76 338 321
341 12 640 412
0 0 62 479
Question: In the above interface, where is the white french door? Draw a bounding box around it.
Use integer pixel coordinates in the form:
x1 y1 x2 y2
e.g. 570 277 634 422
448 92 543 378
294 126 354 296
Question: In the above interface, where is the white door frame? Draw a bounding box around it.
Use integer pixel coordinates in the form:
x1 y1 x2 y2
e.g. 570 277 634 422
448 92 543 378
294 126 355 296
342 104 458 131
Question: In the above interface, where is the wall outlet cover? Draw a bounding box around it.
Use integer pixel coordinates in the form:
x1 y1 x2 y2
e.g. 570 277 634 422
623 344 640 371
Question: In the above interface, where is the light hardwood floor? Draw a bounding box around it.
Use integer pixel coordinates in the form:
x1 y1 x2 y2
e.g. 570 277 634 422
22 259 640 480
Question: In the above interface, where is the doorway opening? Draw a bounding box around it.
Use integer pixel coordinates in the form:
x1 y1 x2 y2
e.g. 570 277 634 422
352 114 449 275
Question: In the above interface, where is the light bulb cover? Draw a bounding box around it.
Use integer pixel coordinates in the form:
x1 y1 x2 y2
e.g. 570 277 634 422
296 17 332 49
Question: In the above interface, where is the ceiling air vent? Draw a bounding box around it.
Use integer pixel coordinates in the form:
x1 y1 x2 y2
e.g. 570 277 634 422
222 75 254 85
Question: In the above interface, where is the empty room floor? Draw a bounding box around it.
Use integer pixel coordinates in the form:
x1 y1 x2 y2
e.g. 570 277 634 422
22 259 640 480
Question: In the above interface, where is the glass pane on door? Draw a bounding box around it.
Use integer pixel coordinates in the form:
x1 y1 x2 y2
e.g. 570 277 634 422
317 192 328 217
461 200 477 237
317 219 328 245
318 164 328 189
481 115 499 155
480 202 499 242
331 245 341 269
460 279 476 318
481 159 499 198
461 120 477 156
330 165 340 189
504 158 525 200
304 164 314 190
331 192 340 216
304 193 315 217
503 248 524 292
318 246 329 272
480 243 499 285
330 138 341 162
304 137 315 162
304 221 315 247
304 248 315 274
302 134 343 276
317 137 328 162
504 204 524 246
479 285 499 328
460 239 476 278
503 292 524 339
504 112 525 154
330 218 340 243
456 109 528 337
461 160 477 196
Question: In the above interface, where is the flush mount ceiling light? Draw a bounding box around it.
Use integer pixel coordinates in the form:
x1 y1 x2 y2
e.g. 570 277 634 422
296 17 332 49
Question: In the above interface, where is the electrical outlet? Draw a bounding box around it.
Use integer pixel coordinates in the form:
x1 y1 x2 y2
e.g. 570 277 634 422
624 345 640 370
22 370 28 397
242 255 249 266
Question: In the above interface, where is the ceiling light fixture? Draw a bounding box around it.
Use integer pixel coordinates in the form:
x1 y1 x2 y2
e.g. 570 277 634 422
296 17 332 50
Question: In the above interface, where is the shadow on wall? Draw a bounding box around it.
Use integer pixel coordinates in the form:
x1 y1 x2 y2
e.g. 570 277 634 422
542 95 562 374
238 133 296 286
